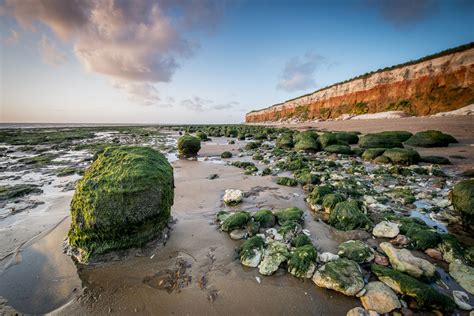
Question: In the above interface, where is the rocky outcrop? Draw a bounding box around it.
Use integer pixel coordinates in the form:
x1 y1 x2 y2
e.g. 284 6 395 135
246 43 474 122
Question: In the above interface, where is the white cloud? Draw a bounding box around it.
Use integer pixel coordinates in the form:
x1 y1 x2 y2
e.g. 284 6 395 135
39 34 67 66
180 97 239 112
4 29 19 44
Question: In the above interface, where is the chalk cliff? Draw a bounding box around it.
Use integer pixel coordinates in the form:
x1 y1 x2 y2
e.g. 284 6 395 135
246 43 474 123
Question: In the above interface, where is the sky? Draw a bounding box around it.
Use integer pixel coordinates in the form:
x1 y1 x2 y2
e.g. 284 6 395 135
0 0 473 124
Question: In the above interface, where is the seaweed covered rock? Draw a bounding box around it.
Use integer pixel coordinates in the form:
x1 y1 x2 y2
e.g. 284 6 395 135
360 281 401 314
405 130 458 147
328 200 372 231
307 185 333 207
195 131 209 141
239 236 265 267
253 209 276 228
67 146 174 262
274 207 304 226
382 148 420 166
322 193 346 213
361 148 386 161
359 131 412 149
379 242 436 278
258 240 290 275
420 155 451 165
398 218 441 250
371 264 455 311
221 211 251 232
276 177 298 187
449 261 474 295
288 245 318 278
291 233 312 247
324 144 352 155
335 132 359 145
437 234 464 263
0 184 42 201
295 170 319 185
449 179 474 228
221 151 232 159
177 135 201 157
276 134 294 149
318 133 338 148
294 131 320 152
312 258 365 296
338 240 374 263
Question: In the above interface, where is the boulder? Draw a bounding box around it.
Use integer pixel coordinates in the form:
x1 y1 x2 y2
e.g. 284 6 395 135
335 132 359 145
382 148 420 166
307 185 333 207
276 134 294 149
398 218 440 250
67 146 174 263
221 151 232 158
288 245 318 278
359 131 412 149
322 193 346 213
276 177 298 187
420 155 451 165
291 233 313 248
223 189 243 205
294 131 320 152
338 240 374 263
177 135 201 157
312 258 365 296
324 144 353 155
372 221 399 238
230 229 247 240
274 207 304 226
362 148 386 161
449 260 474 295
379 242 436 278
360 281 401 314
346 307 378 316
449 179 474 228
328 200 372 231
221 211 251 232
405 130 458 147
318 132 338 148
318 252 340 263
371 264 455 311
258 240 290 275
252 209 276 228
239 236 265 267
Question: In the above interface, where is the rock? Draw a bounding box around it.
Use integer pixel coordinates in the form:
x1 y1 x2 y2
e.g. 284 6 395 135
324 144 353 155
291 234 312 247
239 236 265 268
177 135 201 157
294 131 320 152
307 185 333 207
312 258 365 296
449 260 474 295
373 221 399 238
67 146 174 263
288 245 318 278
359 131 412 149
223 189 243 205
398 218 440 250
405 130 458 148
322 193 346 213
371 265 455 311
338 240 374 263
221 211 251 232
258 240 289 275
328 200 372 231
449 179 474 228
379 242 436 278
318 132 338 148
382 148 420 166
253 209 276 228
362 148 386 161
274 207 304 226
334 132 359 144
453 290 473 310
318 252 339 263
374 253 389 266
346 307 379 316
229 229 247 240
424 248 442 260
360 281 401 314
420 156 451 165
390 234 410 246
220 151 232 158
276 176 298 187
276 134 294 149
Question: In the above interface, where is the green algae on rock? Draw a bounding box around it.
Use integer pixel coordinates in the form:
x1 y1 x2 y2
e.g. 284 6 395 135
382 148 420 165
221 211 251 232
420 155 451 165
177 135 201 157
328 200 372 231
274 207 304 226
359 131 412 149
318 133 338 148
253 209 276 228
0 184 43 201
324 144 353 155
362 148 386 161
258 240 290 275
307 185 333 206
334 131 359 145
338 240 374 263
398 217 441 250
312 258 365 296
371 264 455 311
276 176 298 187
67 146 174 263
276 134 294 149
239 236 266 267
221 151 232 158
288 245 318 278
405 130 458 147
294 131 320 152
449 179 474 228
291 233 313 248
322 193 346 213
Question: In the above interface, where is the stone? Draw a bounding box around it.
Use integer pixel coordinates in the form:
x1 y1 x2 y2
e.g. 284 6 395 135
382 148 420 166
258 240 289 275
67 146 174 263
449 179 474 228
221 211 251 232
253 209 276 228
312 258 365 296
338 240 374 263
328 200 372 231
453 290 473 310
177 134 201 157
223 189 243 205
239 236 265 268
288 244 318 278
380 242 436 278
405 130 458 148
374 253 389 266
390 234 410 246
424 248 442 260
229 229 247 240
373 221 399 238
318 252 339 263
346 307 379 316
360 281 401 314
449 260 474 295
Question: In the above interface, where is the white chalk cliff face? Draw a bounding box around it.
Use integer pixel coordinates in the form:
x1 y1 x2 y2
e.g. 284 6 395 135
246 47 474 122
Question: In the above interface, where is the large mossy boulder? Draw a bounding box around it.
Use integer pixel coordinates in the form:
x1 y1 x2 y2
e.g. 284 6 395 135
335 132 359 145
371 264 455 311
288 245 318 278
449 179 474 228
239 236 265 267
307 185 333 207
312 258 365 296
221 211 251 232
328 200 372 231
253 209 276 228
405 130 458 147
318 132 338 148
359 131 412 149
324 144 352 155
362 148 386 161
177 135 201 157
276 134 294 149
338 240 374 263
274 207 304 226
382 148 420 166
294 131 320 152
68 146 174 262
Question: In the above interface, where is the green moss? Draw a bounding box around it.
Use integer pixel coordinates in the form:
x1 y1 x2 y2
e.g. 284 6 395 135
294 170 319 185
291 234 313 247
449 179 474 227
328 200 372 231
294 131 320 152
56 166 84 176
398 217 441 250
420 156 451 165
362 148 386 161
307 185 333 205
276 177 298 187
390 187 416 205
19 153 60 167
262 167 272 176
437 234 464 263
351 102 369 115
221 211 251 232
195 131 209 141
177 135 201 157
252 153 264 161
239 236 265 261
288 245 317 278
276 134 294 149
359 131 412 148
253 209 276 228
371 264 455 311
245 141 261 150
246 220 260 236
405 130 458 148
324 144 352 155
274 207 304 226
0 184 43 201
221 151 232 158
334 132 359 144
374 155 391 164
67 146 174 261
322 193 346 212
382 148 420 165
318 133 338 148
338 240 373 263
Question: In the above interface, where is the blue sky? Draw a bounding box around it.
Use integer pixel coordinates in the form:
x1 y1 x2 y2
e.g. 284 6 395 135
1 0 473 124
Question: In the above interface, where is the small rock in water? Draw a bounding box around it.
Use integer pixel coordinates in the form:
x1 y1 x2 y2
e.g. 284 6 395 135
223 189 243 205
372 221 399 238
452 290 473 310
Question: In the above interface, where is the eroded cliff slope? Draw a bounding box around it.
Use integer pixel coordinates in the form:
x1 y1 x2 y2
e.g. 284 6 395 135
246 43 474 123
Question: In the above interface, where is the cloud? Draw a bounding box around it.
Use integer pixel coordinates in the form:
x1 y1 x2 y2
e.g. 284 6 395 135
4 29 19 44
112 80 162 106
39 34 67 66
180 97 239 112
370 0 437 25
276 51 327 92
0 0 223 104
